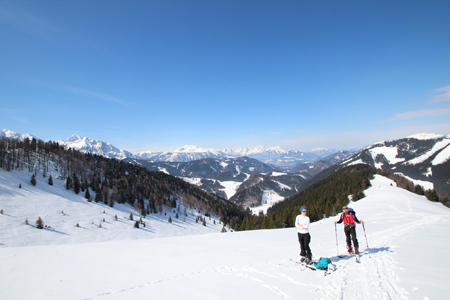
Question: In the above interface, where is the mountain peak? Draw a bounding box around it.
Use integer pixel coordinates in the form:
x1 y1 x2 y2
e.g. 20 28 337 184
67 134 82 142
175 145 213 153
407 133 444 140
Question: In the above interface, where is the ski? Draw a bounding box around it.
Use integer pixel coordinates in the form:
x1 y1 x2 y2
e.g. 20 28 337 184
356 255 361 263
290 258 317 270
296 261 317 271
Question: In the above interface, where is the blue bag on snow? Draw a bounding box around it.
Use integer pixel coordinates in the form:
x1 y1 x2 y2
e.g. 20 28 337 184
314 257 332 270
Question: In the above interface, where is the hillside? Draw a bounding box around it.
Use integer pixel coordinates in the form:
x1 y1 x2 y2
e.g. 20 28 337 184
342 133 450 193
0 137 247 230
1 175 450 299
0 169 229 247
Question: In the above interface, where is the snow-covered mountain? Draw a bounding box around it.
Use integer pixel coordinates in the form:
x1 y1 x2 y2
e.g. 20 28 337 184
135 145 224 162
2 129 340 167
2 172 450 299
342 133 450 193
57 134 135 160
1 129 37 141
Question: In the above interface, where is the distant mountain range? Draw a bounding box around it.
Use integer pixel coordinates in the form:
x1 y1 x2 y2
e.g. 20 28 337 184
52 133 340 168
125 156 308 206
4 129 449 210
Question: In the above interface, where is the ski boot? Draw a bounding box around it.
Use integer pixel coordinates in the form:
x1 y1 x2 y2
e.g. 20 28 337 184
300 256 306 263
354 247 359 255
347 245 353 254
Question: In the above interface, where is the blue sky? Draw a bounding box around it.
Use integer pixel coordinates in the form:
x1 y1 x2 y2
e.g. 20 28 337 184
1 0 449 153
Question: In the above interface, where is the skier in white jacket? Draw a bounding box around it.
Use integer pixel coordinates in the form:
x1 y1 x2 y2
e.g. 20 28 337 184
295 206 312 264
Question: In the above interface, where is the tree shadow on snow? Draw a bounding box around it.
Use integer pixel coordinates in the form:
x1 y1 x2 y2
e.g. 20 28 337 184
43 227 70 236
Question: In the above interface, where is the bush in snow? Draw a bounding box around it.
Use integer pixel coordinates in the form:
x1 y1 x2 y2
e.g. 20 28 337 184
221 227 227 233
48 175 53 186
30 174 36 186
168 216 172 223
134 221 139 228
25 218 29 225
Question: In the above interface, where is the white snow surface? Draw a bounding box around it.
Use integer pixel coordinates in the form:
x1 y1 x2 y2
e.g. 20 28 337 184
407 133 444 140
432 144 450 165
369 146 405 168
405 138 450 165
1 172 450 300
219 181 242 199
271 171 287 176
250 190 285 215
394 172 434 190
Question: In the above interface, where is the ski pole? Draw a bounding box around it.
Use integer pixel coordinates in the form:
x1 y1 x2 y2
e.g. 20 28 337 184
362 223 369 248
334 223 339 256
362 223 371 258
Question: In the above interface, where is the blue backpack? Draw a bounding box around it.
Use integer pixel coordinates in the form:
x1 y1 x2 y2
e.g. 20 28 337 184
314 257 332 270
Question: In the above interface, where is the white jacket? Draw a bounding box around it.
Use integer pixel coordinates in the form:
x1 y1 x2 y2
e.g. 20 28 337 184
295 214 310 234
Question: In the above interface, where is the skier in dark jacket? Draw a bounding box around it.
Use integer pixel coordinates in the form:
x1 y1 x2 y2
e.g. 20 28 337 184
334 206 364 254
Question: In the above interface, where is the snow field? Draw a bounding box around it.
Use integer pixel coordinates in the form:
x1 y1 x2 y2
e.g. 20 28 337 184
0 170 224 247
1 172 450 299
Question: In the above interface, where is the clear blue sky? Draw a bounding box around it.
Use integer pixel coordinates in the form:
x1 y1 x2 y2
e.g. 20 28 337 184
1 0 449 153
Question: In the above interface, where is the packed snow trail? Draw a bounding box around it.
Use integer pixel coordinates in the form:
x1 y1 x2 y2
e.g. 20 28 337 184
1 174 450 299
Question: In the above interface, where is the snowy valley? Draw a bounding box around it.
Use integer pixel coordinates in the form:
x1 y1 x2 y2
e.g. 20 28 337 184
1 170 450 299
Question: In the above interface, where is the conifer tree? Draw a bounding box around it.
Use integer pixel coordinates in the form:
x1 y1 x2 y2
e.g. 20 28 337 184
425 189 439 202
48 174 53 186
73 173 80 194
414 185 424 195
85 188 91 201
168 216 172 223
36 217 44 229
66 175 73 190
30 174 37 186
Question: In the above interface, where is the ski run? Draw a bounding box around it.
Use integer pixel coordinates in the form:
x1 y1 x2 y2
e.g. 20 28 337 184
1 170 450 300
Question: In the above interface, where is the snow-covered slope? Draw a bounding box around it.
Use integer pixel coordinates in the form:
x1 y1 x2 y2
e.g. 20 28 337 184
343 133 450 193
0 169 223 247
1 174 450 299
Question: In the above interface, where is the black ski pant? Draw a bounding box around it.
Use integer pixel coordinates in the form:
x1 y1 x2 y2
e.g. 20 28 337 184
298 232 312 259
344 225 359 249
